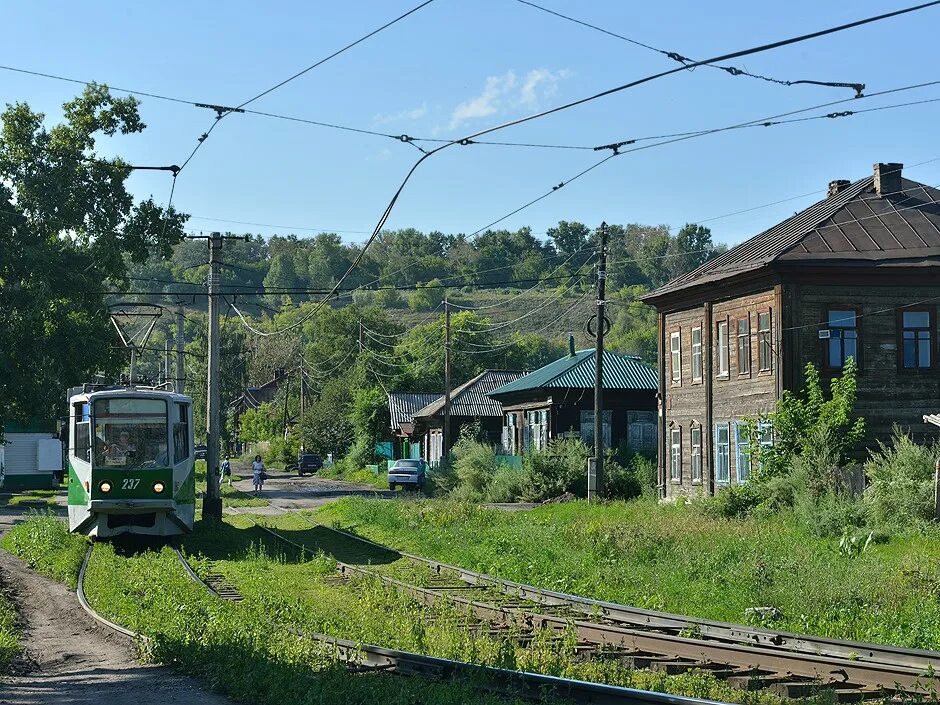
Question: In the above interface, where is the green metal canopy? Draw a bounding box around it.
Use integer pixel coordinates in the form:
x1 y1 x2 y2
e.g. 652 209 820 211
487 349 657 398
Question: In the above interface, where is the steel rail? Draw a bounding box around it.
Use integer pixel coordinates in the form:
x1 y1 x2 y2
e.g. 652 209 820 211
319 523 940 673
248 520 940 696
177 527 728 705
77 544 147 641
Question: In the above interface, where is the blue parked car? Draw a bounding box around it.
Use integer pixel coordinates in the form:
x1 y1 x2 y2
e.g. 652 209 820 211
387 459 427 491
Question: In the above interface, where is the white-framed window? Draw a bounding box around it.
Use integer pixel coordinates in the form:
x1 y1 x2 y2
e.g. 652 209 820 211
670 331 681 384
691 327 703 382
714 423 730 483
627 411 656 451
690 426 702 483
525 410 548 452
670 427 682 482
580 411 612 448
734 421 750 482
757 420 773 472
717 320 729 377
737 315 751 375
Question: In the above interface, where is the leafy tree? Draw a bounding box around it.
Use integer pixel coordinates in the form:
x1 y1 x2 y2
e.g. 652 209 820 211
239 403 280 443
0 86 186 427
263 252 300 303
607 285 658 363
407 279 445 311
299 379 354 458
759 359 865 480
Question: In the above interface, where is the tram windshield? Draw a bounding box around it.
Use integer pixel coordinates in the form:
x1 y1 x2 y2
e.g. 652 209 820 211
93 398 169 469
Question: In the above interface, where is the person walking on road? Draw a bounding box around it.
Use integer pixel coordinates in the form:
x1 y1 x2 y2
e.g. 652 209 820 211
252 455 266 494
221 457 232 487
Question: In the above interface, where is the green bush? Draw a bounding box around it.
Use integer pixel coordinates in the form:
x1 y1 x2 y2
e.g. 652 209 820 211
865 427 938 529
483 462 527 503
1 512 88 588
453 439 497 499
521 438 589 501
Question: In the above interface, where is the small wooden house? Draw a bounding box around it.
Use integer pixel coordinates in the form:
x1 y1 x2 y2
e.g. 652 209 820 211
388 392 441 459
412 370 525 464
487 346 658 456
642 162 940 500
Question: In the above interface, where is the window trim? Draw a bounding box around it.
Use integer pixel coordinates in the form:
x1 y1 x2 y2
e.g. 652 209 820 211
670 330 682 385
670 426 682 483
734 421 751 484
716 318 730 378
714 422 730 484
736 314 751 377
897 306 935 372
757 309 773 373
823 306 862 371
690 425 702 484
691 326 703 383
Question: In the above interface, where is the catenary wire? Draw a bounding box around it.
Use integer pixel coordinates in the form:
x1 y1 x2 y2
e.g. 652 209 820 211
513 0 864 93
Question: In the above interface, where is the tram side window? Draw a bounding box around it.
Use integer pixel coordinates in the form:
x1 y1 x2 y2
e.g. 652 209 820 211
74 402 91 462
93 398 168 469
174 403 190 464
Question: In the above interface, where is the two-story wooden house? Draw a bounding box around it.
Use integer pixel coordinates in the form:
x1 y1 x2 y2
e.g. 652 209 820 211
642 163 940 501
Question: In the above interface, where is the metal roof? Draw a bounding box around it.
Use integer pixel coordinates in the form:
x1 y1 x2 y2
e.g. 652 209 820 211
643 172 940 302
487 349 657 398
388 392 441 430
413 370 526 419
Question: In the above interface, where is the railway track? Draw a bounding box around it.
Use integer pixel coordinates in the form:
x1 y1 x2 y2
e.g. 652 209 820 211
75 541 727 705
246 519 940 702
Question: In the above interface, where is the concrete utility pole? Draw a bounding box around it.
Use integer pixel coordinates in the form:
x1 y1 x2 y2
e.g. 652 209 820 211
359 319 364 353
176 303 185 395
442 298 452 463
592 222 609 501
164 339 173 387
204 232 223 520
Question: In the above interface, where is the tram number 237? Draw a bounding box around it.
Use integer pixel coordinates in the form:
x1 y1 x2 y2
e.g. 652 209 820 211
121 478 141 490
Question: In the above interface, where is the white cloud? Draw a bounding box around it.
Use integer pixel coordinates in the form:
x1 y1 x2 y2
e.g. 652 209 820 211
372 103 428 125
447 69 570 131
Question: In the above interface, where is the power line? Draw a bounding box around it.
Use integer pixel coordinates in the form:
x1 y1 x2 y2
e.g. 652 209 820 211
233 0 437 111
318 2 940 323
514 0 864 94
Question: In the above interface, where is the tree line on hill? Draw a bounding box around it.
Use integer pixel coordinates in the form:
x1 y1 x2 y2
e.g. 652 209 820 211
0 85 725 442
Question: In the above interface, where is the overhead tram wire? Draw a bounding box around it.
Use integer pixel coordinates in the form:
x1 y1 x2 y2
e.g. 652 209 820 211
309 4 940 324
461 83 940 237
514 0 865 94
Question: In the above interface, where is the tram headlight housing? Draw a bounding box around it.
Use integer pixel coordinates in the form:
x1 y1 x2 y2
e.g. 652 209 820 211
153 481 165 494
99 480 112 493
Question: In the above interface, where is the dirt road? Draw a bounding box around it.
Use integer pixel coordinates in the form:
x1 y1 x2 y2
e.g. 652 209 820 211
0 508 229 705
227 469 396 514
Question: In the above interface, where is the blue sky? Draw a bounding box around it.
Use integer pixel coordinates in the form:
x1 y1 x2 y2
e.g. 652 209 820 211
4 0 940 248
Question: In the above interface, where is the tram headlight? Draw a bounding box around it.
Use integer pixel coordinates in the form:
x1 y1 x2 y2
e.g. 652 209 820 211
99 481 112 493
153 481 165 494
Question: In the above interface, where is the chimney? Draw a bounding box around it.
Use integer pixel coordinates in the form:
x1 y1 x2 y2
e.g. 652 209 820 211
568 333 576 358
873 162 903 196
828 180 850 197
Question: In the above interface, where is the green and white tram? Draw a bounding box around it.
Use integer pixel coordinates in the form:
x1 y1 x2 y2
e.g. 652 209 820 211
67 386 196 537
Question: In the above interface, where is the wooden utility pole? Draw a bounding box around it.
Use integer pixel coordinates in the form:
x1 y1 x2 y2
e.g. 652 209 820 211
592 222 609 501
176 303 185 394
204 232 223 520
443 298 452 463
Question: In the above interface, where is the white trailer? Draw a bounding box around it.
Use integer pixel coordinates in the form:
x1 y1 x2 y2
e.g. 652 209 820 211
0 432 63 491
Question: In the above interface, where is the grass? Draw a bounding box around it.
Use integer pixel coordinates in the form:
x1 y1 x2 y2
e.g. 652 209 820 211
0 580 19 674
0 489 60 507
316 496 940 652
318 463 390 491
0 511 87 588
2 513 804 704
194 460 269 508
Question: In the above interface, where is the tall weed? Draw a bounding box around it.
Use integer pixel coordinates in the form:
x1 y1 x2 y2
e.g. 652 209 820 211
865 427 938 529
